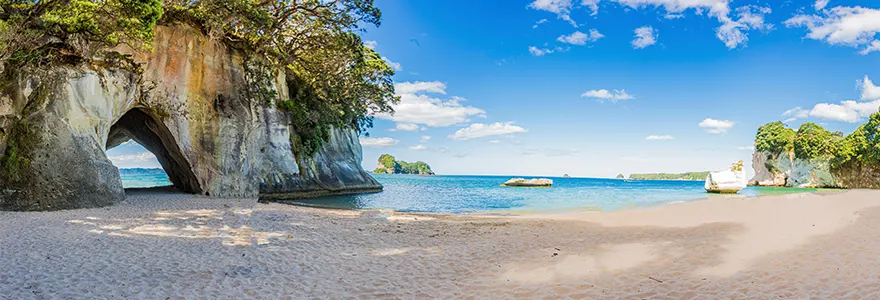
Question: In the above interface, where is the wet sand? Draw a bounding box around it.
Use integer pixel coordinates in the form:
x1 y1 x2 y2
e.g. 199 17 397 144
2 189 880 299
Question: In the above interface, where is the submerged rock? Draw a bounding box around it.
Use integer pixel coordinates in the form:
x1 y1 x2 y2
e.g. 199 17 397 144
705 161 747 194
502 178 553 187
0 25 381 211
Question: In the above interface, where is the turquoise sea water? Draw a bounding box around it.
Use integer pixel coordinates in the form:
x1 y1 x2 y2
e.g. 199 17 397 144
289 174 818 213
119 168 172 188
119 170 817 213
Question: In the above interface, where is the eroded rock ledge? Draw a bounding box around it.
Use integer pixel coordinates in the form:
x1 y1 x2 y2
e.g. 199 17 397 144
0 25 380 211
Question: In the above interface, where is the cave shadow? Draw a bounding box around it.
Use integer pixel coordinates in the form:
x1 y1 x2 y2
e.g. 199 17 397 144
106 108 204 196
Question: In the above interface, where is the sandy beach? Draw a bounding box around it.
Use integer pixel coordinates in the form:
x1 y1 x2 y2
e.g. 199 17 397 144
3 189 880 299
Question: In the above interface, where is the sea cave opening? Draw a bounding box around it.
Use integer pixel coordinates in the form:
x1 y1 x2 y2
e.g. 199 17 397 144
105 108 202 194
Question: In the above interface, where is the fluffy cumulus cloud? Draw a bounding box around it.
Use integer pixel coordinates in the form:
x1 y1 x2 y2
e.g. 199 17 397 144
699 118 735 134
785 6 880 55
420 136 432 143
449 122 528 140
364 40 377 49
382 57 402 71
645 135 674 141
528 0 577 26
807 76 880 123
815 0 829 11
360 137 399 148
781 106 810 123
557 29 604 45
632 26 657 49
580 89 634 102
390 123 419 132
375 81 486 127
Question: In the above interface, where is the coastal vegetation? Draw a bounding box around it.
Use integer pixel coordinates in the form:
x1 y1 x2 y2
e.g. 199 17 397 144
0 0 398 157
373 154 434 175
616 174 624 179
629 172 710 181
754 112 880 169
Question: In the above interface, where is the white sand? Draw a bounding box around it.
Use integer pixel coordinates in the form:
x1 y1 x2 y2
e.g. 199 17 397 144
3 189 880 298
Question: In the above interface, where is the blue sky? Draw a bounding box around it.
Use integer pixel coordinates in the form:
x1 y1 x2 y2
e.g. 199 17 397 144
109 0 880 178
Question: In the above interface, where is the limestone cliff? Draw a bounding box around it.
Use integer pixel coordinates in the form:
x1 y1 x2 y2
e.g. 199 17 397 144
0 25 381 211
749 150 840 188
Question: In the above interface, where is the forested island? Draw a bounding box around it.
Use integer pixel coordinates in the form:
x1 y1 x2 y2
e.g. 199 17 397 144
373 154 435 175
628 172 710 181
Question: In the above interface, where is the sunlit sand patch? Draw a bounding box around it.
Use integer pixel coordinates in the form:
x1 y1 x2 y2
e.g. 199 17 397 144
372 248 413 256
502 242 664 283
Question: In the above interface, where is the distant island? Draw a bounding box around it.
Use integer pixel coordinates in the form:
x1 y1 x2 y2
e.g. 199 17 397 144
373 154 435 175
616 174 625 179
628 172 710 181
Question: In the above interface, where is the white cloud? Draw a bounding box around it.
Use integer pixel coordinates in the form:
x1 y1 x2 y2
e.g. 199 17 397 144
783 107 810 118
533 18 549 28
390 123 419 132
360 137 399 147
783 117 798 123
736 146 755 151
861 76 880 100
582 0 600 15
809 99 880 123
815 0 829 10
394 81 447 95
528 46 559 56
699 118 735 134
610 0 771 49
382 57 402 71
364 40 377 49
580 89 635 102
449 122 528 140
804 76 880 123
489 140 501 144
420 136 432 143
408 145 427 151
557 29 604 45
645 135 674 141
108 152 161 169
376 81 486 127
528 0 577 26
861 40 880 55
632 26 657 49
785 7 880 54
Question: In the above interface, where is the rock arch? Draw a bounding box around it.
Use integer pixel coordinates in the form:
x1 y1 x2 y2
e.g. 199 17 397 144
106 108 203 194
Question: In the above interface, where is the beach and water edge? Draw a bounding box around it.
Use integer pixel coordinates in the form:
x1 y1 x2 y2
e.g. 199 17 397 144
2 187 880 298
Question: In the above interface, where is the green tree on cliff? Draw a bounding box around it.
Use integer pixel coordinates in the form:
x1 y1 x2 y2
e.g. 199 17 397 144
755 121 795 154
0 0 398 157
793 122 841 160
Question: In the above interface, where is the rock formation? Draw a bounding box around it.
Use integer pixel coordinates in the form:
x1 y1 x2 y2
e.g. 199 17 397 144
705 161 747 193
0 25 381 211
502 178 553 187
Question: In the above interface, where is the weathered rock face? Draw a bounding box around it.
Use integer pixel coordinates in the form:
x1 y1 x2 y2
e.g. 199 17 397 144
749 150 839 188
0 25 380 211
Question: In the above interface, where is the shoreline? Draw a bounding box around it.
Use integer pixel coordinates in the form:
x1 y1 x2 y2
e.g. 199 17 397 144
3 189 880 298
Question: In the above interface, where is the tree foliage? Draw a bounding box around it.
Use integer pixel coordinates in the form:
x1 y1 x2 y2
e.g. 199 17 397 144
754 121 796 153
756 110 880 170
628 172 710 181
0 0 398 157
373 154 433 175
793 122 841 160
